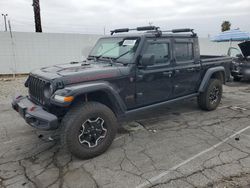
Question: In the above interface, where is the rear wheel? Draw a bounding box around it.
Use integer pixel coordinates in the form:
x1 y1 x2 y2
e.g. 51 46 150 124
61 102 117 159
198 79 222 111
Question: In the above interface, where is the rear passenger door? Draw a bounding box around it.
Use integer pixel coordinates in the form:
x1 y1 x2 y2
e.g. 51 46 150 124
172 39 201 97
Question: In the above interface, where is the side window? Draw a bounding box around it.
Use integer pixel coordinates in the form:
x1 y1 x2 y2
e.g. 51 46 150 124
174 42 194 62
144 42 170 65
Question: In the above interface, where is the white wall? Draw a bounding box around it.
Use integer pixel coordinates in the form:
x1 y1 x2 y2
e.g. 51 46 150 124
0 31 240 74
0 31 102 74
199 38 239 56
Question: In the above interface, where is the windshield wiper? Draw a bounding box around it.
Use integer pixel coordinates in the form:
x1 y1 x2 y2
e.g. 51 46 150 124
96 43 121 60
98 57 123 66
101 50 133 66
114 50 132 61
87 55 98 61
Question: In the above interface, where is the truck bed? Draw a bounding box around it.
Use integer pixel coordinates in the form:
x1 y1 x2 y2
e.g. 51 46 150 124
201 55 230 60
200 55 232 81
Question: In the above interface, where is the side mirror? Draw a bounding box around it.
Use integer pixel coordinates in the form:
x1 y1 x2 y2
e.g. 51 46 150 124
140 54 155 66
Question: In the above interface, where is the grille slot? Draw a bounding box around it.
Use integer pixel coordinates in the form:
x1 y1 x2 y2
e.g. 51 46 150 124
28 76 47 104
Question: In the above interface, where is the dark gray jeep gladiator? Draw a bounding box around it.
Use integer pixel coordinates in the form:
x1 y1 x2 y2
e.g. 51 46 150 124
12 26 232 159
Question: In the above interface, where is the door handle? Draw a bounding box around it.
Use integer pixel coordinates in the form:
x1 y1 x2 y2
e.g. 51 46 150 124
136 74 144 81
195 67 201 71
163 71 172 77
187 68 195 71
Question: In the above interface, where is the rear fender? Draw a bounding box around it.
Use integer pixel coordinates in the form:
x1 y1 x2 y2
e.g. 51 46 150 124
199 66 225 92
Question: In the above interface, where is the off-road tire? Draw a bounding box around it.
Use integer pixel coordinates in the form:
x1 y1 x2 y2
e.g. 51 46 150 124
233 76 241 82
60 102 117 159
198 79 222 111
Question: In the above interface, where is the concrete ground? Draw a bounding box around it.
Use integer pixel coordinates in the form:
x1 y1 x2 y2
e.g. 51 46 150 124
0 77 250 188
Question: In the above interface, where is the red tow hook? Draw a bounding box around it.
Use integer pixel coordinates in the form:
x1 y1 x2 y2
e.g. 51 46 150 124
29 106 36 112
15 95 22 100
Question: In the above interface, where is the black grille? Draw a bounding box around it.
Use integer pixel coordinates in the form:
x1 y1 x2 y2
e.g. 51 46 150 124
28 76 47 104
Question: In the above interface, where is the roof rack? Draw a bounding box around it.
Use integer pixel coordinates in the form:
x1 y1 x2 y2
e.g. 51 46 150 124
161 28 196 36
110 26 159 35
110 26 196 36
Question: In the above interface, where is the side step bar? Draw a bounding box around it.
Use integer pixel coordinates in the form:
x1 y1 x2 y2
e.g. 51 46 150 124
124 93 199 117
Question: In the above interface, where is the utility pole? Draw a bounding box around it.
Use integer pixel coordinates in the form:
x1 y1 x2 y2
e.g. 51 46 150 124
32 0 42 32
1 14 8 31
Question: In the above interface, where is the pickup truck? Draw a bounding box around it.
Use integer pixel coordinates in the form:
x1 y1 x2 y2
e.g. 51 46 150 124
12 26 232 159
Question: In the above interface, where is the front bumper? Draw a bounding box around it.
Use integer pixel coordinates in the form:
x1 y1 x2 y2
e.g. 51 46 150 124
231 68 250 79
243 69 250 79
231 70 243 78
12 96 58 130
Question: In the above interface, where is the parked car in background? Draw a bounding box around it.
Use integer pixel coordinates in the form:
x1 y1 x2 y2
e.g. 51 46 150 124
228 41 250 81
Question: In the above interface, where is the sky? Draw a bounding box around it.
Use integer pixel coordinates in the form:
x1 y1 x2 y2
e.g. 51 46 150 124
0 0 250 37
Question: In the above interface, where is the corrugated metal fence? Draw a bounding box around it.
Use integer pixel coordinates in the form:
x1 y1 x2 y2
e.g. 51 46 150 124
0 31 101 74
0 31 239 74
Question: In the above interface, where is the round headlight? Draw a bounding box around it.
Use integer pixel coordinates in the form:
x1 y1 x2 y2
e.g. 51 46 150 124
44 83 54 98
236 65 241 72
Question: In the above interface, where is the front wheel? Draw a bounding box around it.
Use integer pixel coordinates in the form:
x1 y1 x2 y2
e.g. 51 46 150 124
61 102 117 159
198 79 222 111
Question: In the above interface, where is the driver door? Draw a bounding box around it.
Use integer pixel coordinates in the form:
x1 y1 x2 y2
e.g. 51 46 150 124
135 38 173 107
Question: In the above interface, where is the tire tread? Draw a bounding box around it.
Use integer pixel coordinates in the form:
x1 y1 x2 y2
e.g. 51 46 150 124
198 79 222 111
60 102 117 159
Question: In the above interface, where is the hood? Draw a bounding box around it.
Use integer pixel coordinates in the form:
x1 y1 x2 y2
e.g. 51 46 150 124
239 41 250 57
31 61 129 85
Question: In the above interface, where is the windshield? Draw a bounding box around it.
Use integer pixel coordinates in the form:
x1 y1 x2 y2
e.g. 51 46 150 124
89 37 140 63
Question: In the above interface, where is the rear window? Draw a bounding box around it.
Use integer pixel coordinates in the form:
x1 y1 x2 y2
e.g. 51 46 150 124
175 43 194 62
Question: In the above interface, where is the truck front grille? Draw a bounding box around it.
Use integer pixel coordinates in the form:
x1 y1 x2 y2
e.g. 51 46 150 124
28 76 47 104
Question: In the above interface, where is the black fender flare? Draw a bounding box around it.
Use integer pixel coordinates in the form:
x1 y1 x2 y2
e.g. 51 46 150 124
198 66 225 92
51 81 127 115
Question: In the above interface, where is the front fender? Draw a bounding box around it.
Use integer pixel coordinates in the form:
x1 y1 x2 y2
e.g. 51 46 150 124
51 81 127 114
199 66 225 92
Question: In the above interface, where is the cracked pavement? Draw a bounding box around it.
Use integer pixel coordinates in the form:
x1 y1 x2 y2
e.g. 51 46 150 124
1 78 250 188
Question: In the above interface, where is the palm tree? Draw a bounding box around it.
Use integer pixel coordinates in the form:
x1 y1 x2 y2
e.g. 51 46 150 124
221 21 231 32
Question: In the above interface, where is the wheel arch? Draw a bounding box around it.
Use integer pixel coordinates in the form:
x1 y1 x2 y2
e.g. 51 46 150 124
199 66 225 92
66 82 127 117
72 90 125 116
